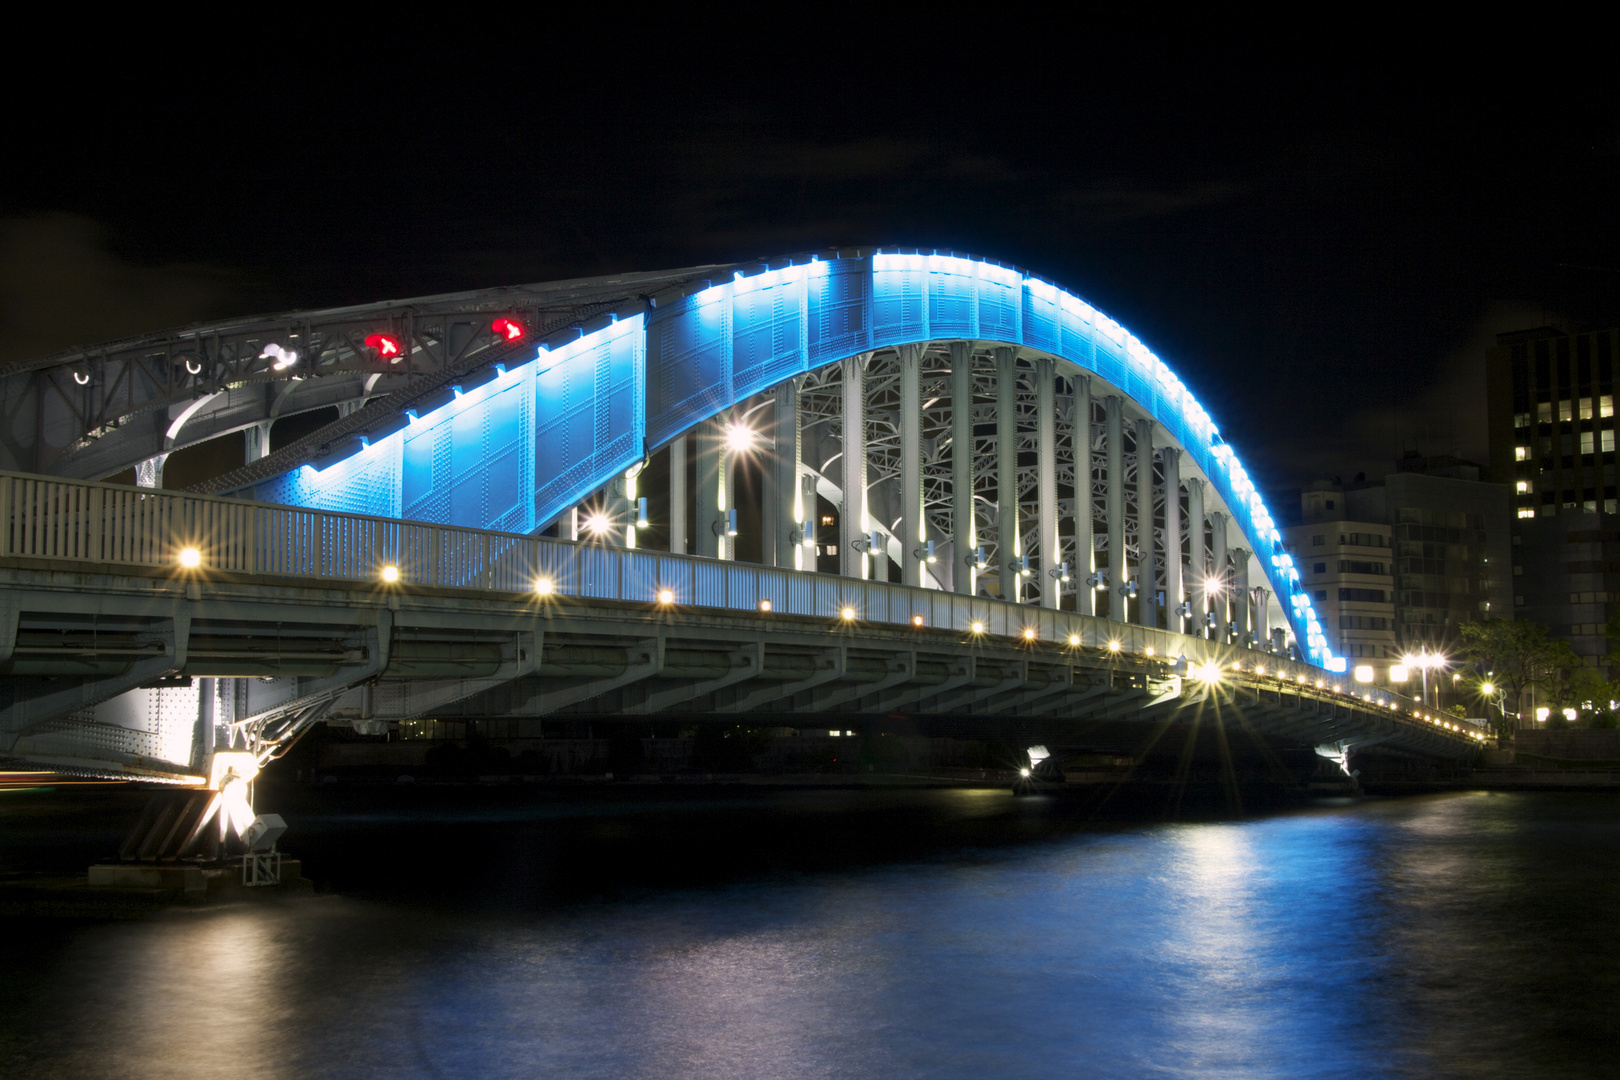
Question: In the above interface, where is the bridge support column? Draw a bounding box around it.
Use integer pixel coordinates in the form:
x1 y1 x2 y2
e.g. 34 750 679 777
1161 447 1183 633
669 435 688 555
1073 375 1094 616
1187 478 1207 636
1135 418 1157 628
697 422 725 560
1037 357 1058 609
900 344 924 588
950 342 974 595
767 378 801 569
1210 510 1230 641
840 353 868 579
1253 586 1272 650
1105 395 1125 621
244 422 270 464
800 474 818 572
995 348 1021 602
1232 548 1252 645
135 454 167 489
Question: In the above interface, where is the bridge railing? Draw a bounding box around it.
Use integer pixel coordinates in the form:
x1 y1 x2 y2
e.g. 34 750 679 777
1 468 1401 701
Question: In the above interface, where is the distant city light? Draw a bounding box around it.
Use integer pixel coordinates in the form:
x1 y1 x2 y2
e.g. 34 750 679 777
491 318 525 342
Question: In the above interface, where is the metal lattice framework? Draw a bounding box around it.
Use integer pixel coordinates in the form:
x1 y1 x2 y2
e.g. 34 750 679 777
1 248 1398 788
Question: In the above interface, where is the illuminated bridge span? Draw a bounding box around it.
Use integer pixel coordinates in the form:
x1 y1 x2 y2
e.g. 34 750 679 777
0 250 1485 784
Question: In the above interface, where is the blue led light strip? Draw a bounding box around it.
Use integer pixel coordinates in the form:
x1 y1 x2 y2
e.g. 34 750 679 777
251 251 1332 669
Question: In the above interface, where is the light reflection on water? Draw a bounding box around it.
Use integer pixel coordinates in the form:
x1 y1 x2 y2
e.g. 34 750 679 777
3 790 1617 1079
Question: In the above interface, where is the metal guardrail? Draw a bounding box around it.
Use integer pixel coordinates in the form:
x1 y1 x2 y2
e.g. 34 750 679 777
0 470 1260 652
0 469 1478 742
0 469 1490 751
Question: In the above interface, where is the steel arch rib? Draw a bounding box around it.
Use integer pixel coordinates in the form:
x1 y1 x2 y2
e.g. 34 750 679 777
13 249 1330 668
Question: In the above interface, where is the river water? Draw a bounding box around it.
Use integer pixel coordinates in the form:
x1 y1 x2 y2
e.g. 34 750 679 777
2 787 1617 1078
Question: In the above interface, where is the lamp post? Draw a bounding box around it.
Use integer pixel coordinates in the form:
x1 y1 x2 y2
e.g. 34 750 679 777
1402 646 1446 709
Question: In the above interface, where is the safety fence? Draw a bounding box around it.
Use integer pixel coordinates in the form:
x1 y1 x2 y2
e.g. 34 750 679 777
0 469 1423 708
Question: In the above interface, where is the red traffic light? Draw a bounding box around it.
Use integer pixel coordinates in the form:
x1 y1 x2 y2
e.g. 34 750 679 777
491 318 525 342
365 333 402 359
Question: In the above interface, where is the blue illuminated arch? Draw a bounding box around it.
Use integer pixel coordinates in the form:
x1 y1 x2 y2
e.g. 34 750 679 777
253 252 1334 668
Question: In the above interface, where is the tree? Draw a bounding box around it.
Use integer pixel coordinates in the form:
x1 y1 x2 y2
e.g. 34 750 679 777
1457 618 1581 736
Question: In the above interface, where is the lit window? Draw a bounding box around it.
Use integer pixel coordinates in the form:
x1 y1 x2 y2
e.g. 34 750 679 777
1581 432 1595 454
1605 430 1616 453
1603 395 1615 418
1560 400 1574 421
820 515 835 526
1515 446 1529 461
1516 480 1531 493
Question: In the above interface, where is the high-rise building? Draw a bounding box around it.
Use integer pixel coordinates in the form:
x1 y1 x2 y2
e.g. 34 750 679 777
1486 327 1620 675
1485 327 1620 512
1282 483 1397 663
1282 456 1511 672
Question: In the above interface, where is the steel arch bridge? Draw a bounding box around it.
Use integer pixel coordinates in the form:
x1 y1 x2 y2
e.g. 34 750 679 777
0 249 1485 787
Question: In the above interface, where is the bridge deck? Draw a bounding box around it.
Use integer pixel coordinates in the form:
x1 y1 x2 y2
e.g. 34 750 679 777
0 471 1483 782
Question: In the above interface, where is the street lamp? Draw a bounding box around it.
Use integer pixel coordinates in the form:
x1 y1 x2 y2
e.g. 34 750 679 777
1401 646 1447 708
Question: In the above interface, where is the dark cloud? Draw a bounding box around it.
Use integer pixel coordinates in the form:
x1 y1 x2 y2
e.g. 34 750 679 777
1057 179 1255 224
0 214 230 364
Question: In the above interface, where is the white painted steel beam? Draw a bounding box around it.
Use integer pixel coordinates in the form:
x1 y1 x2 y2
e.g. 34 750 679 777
1135 418 1156 628
840 354 869 579
1073 375 1094 616
1037 357 1058 609
1161 447 1183 634
1187 478 1206 638
669 434 687 555
950 342 974 596
1105 395 1125 622
1210 510 1230 641
899 344 924 588
996 348 1020 603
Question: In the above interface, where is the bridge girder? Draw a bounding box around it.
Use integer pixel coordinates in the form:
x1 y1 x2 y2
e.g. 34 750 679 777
0 545 1480 783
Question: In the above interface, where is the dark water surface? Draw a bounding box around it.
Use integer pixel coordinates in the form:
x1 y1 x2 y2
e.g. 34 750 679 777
3 787 1618 1078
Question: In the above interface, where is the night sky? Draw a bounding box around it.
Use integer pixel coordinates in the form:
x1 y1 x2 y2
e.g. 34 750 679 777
4 36 1617 513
